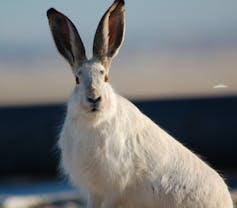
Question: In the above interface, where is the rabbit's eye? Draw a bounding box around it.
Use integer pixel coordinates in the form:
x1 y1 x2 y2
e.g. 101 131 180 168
76 76 80 85
100 70 104 75
104 75 109 82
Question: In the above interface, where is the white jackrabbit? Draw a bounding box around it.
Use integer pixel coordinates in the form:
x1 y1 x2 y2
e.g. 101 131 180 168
47 0 233 207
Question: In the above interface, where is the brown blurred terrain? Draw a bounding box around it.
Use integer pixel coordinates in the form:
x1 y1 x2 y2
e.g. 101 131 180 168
0 48 237 106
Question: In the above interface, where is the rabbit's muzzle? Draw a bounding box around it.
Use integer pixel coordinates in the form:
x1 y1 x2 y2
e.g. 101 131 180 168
87 95 102 112
86 85 103 112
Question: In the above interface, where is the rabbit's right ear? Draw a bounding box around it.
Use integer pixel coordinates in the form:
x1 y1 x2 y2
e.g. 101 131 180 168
93 0 125 70
47 8 86 72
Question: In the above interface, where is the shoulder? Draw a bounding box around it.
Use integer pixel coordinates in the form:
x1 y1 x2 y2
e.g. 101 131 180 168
116 95 141 114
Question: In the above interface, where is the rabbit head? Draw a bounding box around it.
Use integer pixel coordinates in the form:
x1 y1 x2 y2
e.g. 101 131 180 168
47 0 125 117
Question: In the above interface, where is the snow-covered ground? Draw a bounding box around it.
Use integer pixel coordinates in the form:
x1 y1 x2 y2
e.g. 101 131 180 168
0 175 236 208
0 179 86 208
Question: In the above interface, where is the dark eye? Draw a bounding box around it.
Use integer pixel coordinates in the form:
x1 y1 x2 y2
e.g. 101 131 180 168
104 74 109 82
75 76 80 85
100 70 104 75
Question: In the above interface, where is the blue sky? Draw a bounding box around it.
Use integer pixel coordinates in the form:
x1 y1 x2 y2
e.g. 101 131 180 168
1 0 237 56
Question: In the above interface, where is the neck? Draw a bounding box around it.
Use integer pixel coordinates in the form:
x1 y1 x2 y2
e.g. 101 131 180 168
68 91 118 129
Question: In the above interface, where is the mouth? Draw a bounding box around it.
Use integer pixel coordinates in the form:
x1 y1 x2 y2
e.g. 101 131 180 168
91 107 99 112
89 104 100 112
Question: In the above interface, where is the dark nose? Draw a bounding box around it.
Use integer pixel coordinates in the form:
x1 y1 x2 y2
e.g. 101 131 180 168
87 96 102 104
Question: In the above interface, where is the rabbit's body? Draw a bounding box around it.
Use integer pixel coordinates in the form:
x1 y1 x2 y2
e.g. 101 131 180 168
47 0 233 207
59 88 232 208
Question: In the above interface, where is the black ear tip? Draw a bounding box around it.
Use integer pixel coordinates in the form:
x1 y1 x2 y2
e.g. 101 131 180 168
47 8 57 17
113 0 125 6
116 0 125 5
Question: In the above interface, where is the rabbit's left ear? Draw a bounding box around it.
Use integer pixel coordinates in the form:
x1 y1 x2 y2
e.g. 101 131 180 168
47 8 86 72
93 0 125 70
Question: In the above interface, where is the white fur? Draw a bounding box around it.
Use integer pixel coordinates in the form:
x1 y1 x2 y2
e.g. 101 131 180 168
59 82 233 208
47 2 233 208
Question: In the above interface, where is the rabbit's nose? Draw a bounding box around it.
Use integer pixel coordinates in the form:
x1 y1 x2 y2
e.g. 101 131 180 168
87 96 102 104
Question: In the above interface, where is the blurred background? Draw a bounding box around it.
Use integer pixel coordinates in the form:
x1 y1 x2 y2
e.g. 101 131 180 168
0 0 237 207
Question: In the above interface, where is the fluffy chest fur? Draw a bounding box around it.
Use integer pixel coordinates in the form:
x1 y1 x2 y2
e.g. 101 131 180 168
58 95 233 207
59 96 144 194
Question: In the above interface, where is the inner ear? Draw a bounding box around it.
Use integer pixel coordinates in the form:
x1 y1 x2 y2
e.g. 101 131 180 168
93 0 125 68
109 16 117 47
47 8 87 70
107 2 125 57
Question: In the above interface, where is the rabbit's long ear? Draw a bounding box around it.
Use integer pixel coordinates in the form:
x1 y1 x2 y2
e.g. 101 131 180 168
47 8 86 72
93 0 125 70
